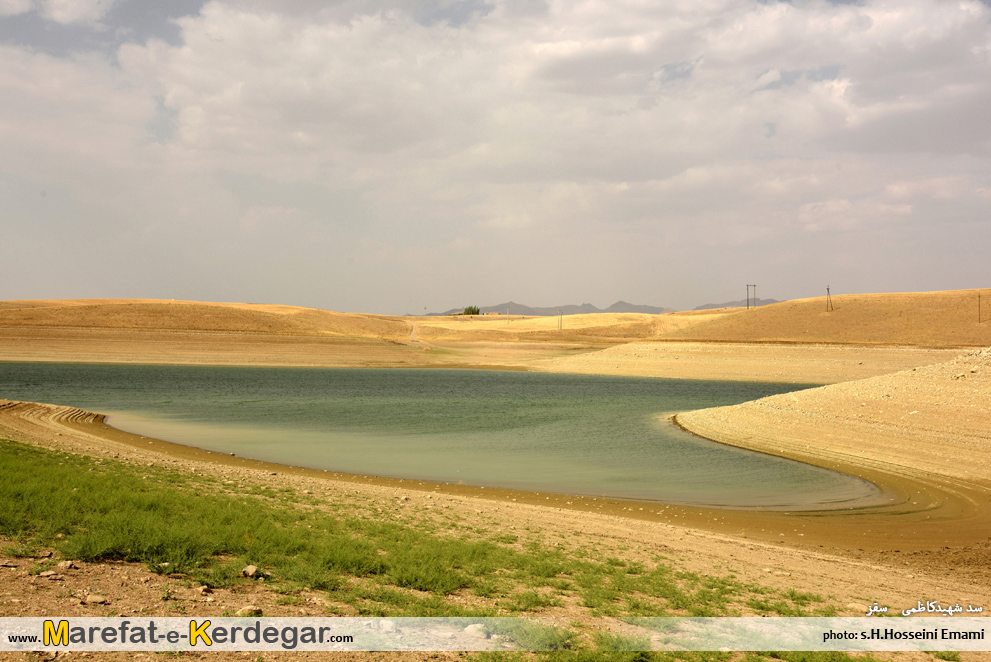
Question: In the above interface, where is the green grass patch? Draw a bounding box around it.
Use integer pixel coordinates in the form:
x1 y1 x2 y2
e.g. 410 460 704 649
744 654 885 662
0 438 841 625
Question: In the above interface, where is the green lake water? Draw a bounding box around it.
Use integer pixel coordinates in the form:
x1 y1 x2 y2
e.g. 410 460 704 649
0 363 879 508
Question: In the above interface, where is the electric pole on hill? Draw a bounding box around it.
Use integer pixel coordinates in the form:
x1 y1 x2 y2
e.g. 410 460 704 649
826 287 834 312
746 284 756 310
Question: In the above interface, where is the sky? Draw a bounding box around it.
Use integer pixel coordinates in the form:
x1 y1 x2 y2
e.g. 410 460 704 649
1 0 989 314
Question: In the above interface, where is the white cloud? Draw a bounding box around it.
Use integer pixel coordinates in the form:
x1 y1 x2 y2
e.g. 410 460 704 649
0 0 122 24
41 0 118 24
0 0 32 16
2 0 991 310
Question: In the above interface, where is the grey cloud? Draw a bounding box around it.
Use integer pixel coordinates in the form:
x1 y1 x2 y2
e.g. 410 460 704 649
756 69 803 90
654 59 698 84
0 0 206 55
229 0 494 26
754 65 841 91
807 64 841 81
410 0 492 26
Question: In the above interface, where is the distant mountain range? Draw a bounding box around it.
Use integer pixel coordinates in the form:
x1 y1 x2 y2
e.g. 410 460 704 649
693 298 781 311
431 301 676 316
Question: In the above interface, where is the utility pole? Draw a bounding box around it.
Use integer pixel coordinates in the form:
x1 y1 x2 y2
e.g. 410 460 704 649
747 284 756 310
826 286 834 312
746 285 751 310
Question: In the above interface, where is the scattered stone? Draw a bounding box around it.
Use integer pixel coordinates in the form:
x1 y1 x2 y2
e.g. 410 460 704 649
196 586 213 595
235 606 262 617
38 571 57 578
464 624 487 638
241 565 258 578
82 594 110 605
36 551 53 559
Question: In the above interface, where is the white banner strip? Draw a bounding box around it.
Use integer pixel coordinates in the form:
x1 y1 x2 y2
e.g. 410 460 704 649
633 617 990 652
1 617 554 652
1 617 988 652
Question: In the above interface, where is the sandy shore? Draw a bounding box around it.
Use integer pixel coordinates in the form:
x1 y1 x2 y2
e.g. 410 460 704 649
676 348 991 487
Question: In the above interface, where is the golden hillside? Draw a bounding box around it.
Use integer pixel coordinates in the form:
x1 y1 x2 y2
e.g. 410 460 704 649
1 290 988 350
415 310 726 343
659 289 991 347
0 299 410 340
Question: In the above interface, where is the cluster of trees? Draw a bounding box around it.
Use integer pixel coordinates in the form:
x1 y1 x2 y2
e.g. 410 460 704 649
462 305 480 316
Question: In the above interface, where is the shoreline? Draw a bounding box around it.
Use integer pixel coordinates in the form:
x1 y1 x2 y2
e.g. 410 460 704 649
4 395 991 584
4 390 991 622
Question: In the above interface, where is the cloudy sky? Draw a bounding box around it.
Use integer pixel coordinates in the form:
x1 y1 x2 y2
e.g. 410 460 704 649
1 0 989 313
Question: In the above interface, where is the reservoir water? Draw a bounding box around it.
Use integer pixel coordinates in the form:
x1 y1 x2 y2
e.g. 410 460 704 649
0 363 879 509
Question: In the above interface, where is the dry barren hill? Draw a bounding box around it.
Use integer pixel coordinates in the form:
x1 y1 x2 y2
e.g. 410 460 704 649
0 292 987 376
0 299 687 369
415 309 725 342
0 299 431 368
0 299 410 339
660 289 991 347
